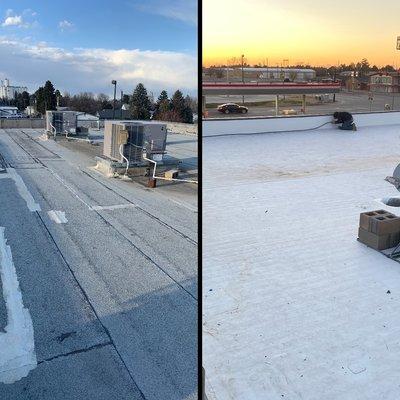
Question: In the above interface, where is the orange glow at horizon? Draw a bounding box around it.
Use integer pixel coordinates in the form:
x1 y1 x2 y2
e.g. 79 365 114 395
203 0 400 68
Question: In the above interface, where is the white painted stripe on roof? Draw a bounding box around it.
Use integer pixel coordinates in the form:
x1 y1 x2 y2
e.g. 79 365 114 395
0 227 37 384
91 204 136 211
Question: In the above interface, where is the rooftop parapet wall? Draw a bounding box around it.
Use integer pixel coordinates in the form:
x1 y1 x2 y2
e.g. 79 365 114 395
164 122 197 135
0 119 45 129
203 111 400 137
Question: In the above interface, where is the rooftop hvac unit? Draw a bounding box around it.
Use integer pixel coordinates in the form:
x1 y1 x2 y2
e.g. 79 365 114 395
103 120 167 164
46 111 77 135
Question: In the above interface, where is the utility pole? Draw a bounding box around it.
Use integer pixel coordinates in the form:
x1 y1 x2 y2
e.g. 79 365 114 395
241 54 245 104
333 65 337 102
111 80 117 120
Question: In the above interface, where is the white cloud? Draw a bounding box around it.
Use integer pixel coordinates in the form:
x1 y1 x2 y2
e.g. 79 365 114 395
2 15 23 27
132 0 197 25
1 9 37 28
58 20 73 31
0 37 197 96
23 9 37 17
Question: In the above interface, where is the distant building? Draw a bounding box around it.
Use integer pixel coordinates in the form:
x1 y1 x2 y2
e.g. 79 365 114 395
253 68 316 82
369 72 400 93
343 75 370 91
0 106 18 117
241 68 316 82
24 105 37 117
339 71 358 78
77 112 100 129
0 79 28 100
205 67 316 82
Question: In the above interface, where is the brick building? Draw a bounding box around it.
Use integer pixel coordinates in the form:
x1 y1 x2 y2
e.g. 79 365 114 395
369 72 400 93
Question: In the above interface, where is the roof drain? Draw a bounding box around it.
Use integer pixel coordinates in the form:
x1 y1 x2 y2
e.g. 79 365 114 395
381 197 400 207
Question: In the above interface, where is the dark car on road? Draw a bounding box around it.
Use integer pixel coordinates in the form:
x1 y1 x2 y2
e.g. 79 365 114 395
217 103 248 114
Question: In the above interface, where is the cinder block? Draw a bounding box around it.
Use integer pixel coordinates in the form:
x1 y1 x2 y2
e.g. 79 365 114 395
370 214 400 235
165 169 179 179
358 227 400 250
359 210 390 231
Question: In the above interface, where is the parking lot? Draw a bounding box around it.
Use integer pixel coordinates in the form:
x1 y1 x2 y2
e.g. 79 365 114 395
205 90 400 118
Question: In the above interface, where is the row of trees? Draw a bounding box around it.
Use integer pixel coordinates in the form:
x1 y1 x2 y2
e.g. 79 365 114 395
132 84 194 123
0 81 58 113
205 58 398 79
59 92 114 115
1 81 197 124
313 59 397 78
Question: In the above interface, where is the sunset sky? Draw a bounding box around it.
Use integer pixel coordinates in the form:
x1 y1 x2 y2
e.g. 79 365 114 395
203 0 400 67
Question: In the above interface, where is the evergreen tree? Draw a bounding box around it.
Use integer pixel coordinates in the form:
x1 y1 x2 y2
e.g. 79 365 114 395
170 90 194 123
153 90 170 120
171 90 185 119
43 80 57 111
13 91 30 111
35 87 45 115
35 81 57 115
130 83 151 120
182 98 194 124
21 91 30 110
157 90 169 107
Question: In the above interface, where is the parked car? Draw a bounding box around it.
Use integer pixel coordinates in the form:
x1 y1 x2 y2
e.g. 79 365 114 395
217 103 248 114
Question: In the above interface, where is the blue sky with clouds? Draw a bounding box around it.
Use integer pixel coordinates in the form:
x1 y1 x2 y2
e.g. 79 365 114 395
0 1 197 97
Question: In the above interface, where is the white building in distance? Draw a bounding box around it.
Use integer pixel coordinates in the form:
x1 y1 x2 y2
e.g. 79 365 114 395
244 67 316 82
0 106 18 117
0 79 28 100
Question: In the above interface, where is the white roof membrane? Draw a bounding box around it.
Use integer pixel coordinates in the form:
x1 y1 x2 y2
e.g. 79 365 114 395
203 121 400 400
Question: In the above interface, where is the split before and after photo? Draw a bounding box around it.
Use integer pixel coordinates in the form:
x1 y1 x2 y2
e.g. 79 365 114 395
2 1 400 399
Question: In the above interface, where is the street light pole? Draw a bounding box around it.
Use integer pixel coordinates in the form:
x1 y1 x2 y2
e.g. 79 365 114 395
241 54 245 104
112 80 117 119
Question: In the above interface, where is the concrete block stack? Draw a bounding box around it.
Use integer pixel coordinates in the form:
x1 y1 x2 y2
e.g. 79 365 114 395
358 210 400 250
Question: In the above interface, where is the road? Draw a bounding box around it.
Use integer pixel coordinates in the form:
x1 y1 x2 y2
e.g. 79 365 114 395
0 129 198 399
205 90 400 118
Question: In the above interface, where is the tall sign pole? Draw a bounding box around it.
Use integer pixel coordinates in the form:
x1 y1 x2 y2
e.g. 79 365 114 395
241 54 245 105
394 37 400 110
111 80 117 120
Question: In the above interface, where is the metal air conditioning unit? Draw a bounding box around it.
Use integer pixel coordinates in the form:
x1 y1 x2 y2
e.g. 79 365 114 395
103 120 167 164
46 111 77 135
